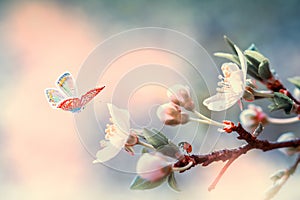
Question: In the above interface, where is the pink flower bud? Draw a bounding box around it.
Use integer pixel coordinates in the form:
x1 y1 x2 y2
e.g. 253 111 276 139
136 153 172 182
239 104 267 131
157 102 189 126
167 85 195 111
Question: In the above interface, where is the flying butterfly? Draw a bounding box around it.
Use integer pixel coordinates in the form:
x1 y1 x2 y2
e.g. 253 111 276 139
45 71 105 113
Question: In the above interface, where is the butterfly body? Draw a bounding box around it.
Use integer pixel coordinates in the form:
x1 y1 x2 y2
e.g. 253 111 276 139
45 72 105 113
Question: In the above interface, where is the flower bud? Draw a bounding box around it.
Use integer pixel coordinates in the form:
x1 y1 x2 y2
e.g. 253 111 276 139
239 104 267 131
264 179 285 200
243 88 255 102
277 132 300 156
136 153 172 182
124 132 139 155
264 170 289 200
157 102 189 126
293 88 300 102
167 84 195 111
269 169 287 182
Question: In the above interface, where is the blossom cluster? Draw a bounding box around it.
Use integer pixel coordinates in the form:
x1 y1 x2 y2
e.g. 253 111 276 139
46 36 300 199
92 38 300 197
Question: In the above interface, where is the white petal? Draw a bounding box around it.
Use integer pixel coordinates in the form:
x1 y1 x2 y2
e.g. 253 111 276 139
109 134 127 148
107 103 130 134
136 153 171 182
221 62 239 74
239 109 256 127
93 142 122 163
277 132 297 142
229 70 244 93
203 93 240 111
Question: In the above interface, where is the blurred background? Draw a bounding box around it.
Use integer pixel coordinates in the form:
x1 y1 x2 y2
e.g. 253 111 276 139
1 0 300 199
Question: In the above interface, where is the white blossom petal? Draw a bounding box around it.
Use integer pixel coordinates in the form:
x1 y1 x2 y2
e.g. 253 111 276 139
239 109 257 128
93 142 122 163
136 153 172 182
107 103 130 135
94 104 131 163
203 93 240 111
203 45 248 111
226 63 239 71
109 134 128 148
228 70 244 93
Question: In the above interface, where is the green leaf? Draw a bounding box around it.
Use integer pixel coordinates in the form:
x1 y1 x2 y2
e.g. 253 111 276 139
244 50 267 62
130 175 167 190
142 128 169 149
167 172 180 192
244 50 267 68
258 59 273 80
288 76 300 89
246 63 263 81
268 92 294 114
224 35 237 55
214 52 240 64
157 143 182 159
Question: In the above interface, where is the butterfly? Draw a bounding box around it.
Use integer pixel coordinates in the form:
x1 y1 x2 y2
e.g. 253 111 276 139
45 71 105 113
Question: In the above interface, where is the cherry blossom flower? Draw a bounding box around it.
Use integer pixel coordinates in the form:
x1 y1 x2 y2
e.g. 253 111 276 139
136 153 172 182
203 45 247 111
167 84 195 111
156 102 189 126
239 104 268 131
93 104 137 163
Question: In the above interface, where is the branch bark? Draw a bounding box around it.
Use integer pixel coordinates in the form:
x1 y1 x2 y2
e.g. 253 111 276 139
174 123 300 190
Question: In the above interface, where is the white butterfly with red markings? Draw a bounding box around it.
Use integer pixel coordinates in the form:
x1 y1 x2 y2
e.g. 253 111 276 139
45 71 105 113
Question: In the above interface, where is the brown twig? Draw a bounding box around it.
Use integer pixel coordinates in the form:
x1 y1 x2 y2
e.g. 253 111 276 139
265 77 300 105
174 123 300 191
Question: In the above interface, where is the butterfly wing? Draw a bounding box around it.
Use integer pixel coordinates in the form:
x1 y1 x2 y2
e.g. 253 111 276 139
45 88 67 108
57 98 82 113
56 71 77 97
80 86 105 107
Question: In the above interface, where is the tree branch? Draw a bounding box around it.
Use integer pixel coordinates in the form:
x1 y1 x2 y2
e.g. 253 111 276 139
265 77 300 105
174 123 300 190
